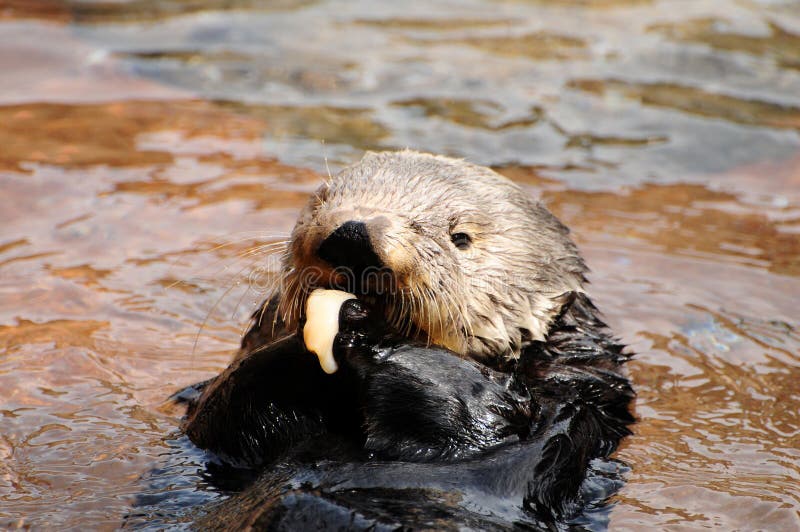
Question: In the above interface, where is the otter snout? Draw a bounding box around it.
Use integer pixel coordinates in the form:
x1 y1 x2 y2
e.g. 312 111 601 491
317 220 384 274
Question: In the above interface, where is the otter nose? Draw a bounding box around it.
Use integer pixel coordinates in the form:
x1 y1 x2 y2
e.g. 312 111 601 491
317 220 383 272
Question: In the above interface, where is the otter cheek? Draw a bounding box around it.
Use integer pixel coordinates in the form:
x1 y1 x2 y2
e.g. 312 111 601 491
303 289 357 374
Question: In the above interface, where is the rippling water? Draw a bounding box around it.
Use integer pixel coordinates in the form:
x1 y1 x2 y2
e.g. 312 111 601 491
0 0 798 529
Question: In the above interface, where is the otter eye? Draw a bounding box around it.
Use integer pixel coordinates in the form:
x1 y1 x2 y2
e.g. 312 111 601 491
451 232 472 250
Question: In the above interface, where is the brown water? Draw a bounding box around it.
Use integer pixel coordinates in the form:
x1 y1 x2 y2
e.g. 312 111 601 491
0 0 798 529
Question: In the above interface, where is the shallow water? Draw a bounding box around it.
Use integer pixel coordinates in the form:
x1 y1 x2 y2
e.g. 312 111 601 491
0 0 798 529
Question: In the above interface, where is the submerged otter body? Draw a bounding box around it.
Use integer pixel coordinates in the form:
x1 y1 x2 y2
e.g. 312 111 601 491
178 151 635 529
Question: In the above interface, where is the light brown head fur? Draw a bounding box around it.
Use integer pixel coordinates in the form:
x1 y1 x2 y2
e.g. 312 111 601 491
276 150 587 361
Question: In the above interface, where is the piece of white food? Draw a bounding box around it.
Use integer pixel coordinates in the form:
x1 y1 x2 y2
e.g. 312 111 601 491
303 288 357 374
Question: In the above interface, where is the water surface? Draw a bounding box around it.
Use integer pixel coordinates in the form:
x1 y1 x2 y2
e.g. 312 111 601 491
0 0 798 529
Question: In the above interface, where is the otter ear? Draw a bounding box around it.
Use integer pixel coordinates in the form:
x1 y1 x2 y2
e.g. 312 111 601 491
525 291 578 342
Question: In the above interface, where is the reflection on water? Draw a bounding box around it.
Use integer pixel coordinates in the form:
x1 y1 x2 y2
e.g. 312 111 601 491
651 18 800 71
569 78 800 130
0 0 798 529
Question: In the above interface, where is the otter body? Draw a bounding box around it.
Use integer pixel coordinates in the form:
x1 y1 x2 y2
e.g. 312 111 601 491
178 151 635 529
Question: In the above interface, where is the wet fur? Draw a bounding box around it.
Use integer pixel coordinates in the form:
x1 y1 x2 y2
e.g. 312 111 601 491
183 293 634 529
276 150 587 360
178 150 635 528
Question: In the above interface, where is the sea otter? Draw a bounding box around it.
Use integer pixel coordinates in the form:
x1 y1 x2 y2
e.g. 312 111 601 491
178 150 635 529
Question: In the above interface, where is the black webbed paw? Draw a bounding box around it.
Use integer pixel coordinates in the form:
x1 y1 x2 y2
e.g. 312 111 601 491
180 296 534 467
330 301 534 461
181 333 363 467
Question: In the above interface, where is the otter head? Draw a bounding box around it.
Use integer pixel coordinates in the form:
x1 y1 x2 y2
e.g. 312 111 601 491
277 150 587 361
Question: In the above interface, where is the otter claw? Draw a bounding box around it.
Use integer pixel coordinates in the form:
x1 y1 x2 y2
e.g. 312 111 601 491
303 289 357 374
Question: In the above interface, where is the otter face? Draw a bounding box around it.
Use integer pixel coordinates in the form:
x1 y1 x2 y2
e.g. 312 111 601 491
277 150 587 361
